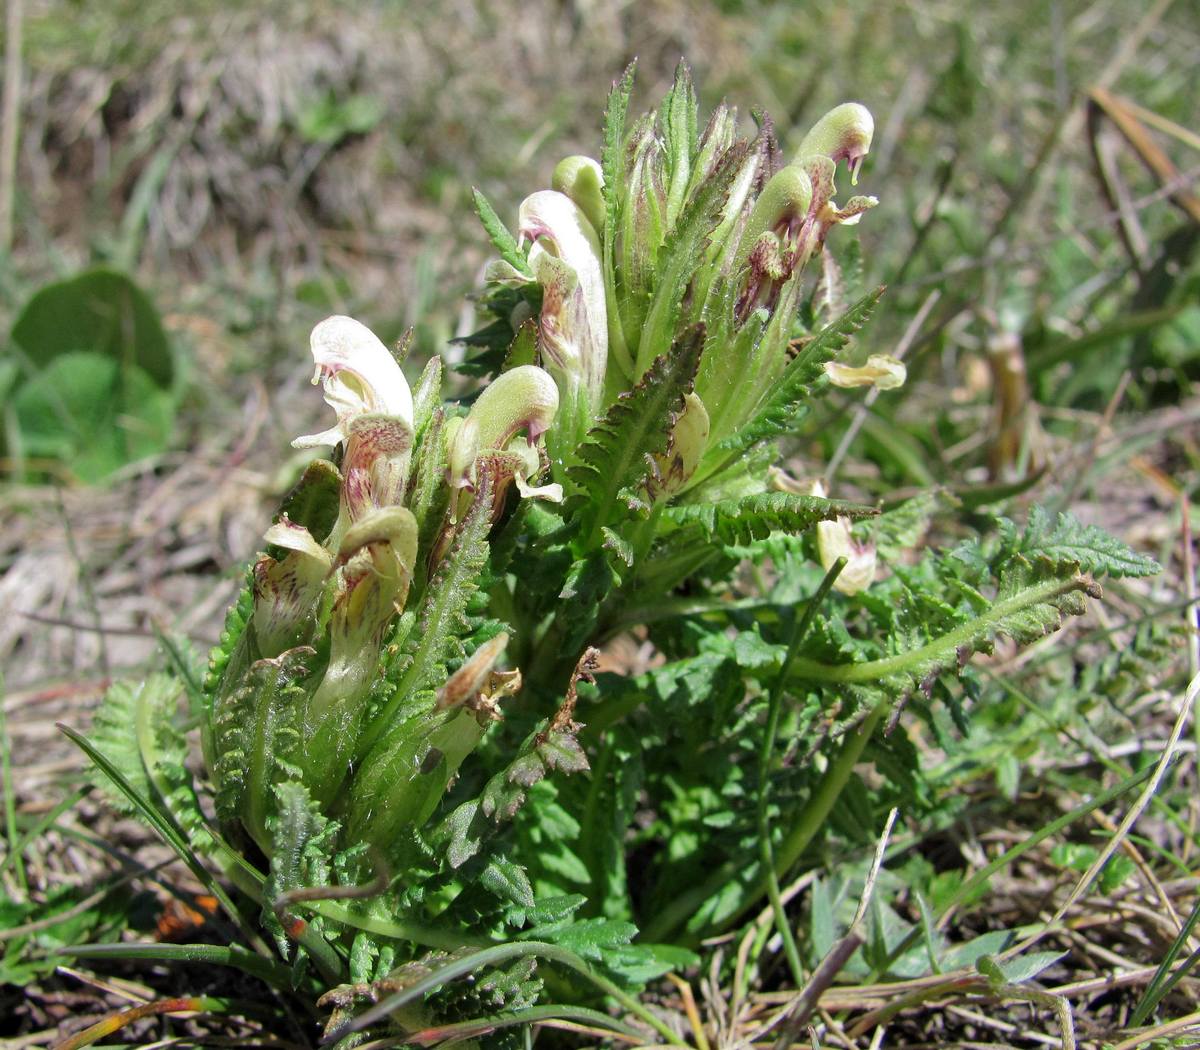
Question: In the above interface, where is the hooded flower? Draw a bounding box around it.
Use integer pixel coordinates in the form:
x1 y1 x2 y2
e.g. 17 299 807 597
518 191 608 390
794 102 875 185
252 515 335 656
445 365 562 518
790 104 879 261
294 316 414 450
516 191 609 459
293 316 417 535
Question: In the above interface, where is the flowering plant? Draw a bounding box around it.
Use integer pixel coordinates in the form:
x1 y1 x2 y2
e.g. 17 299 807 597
75 63 1156 1043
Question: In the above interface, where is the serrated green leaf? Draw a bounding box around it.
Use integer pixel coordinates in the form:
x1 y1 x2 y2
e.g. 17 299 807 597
1015 507 1160 578
660 61 698 230
520 917 637 963
600 62 639 381
601 526 635 567
602 63 637 251
789 567 1102 714
664 492 874 546
715 286 884 456
481 857 536 908
636 144 748 375
567 325 704 540
472 188 531 277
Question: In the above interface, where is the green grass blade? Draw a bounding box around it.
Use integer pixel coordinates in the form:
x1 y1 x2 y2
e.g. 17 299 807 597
1130 894 1200 1026
332 940 688 1046
57 722 268 955
59 941 294 990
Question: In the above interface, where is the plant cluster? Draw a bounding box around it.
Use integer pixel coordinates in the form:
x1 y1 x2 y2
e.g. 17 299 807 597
77 63 1158 1044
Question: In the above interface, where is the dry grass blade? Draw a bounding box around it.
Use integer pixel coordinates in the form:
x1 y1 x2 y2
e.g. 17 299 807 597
1088 87 1200 226
775 809 899 1045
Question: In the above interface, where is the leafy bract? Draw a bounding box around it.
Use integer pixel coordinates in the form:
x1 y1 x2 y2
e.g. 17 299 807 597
717 286 884 456
566 325 705 537
472 189 532 278
664 492 875 546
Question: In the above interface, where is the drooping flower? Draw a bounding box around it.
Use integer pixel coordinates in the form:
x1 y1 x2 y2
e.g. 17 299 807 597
790 104 879 260
824 354 907 391
809 479 877 595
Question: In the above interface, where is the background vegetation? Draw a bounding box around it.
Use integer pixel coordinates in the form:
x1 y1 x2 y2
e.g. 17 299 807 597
1 0 1197 1046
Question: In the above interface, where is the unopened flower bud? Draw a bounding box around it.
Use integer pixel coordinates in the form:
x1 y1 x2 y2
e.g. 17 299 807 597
300 505 420 803
648 391 710 498
552 155 606 235
348 634 518 849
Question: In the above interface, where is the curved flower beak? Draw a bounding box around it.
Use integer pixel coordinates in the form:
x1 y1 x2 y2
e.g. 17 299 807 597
552 155 606 235
795 102 875 185
294 316 414 450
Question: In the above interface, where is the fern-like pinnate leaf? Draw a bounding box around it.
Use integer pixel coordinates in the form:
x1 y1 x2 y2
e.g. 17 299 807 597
567 326 705 540
1011 506 1161 578
90 676 175 817
202 568 255 713
664 492 875 546
89 674 214 851
211 648 309 842
799 569 1095 685
790 556 1107 728
265 780 338 956
715 286 884 456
